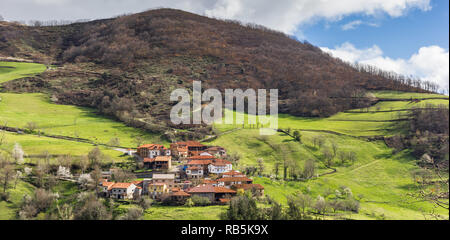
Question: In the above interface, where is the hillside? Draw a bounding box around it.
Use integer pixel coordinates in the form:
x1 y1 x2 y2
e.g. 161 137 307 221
0 9 448 220
0 61 448 220
0 9 437 138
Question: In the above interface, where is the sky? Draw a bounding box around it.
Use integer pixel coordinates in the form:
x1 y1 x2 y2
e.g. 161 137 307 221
0 0 448 91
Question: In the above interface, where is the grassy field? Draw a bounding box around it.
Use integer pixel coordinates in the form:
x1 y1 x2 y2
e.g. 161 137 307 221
372 90 449 99
208 129 448 219
0 61 165 148
142 205 227 220
0 61 47 84
0 131 128 164
214 92 449 137
0 93 165 148
208 92 449 220
0 180 36 220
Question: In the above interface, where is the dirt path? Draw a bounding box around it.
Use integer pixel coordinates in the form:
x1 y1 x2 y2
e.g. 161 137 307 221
349 160 381 173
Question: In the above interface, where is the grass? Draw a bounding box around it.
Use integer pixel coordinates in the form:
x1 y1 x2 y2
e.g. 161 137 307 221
211 129 448 219
0 61 47 84
209 92 449 220
0 180 36 220
115 203 226 220
372 91 449 99
0 61 165 148
143 205 227 220
0 93 165 148
214 92 449 137
0 131 129 164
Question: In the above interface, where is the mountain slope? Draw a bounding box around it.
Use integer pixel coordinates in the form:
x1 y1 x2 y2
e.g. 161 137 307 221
0 9 433 135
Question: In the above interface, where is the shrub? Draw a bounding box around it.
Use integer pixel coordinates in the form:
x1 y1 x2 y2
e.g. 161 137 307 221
191 195 211 206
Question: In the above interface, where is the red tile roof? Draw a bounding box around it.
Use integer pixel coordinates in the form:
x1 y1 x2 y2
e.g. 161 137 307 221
218 177 253 182
174 141 205 148
102 181 115 190
138 144 167 150
214 159 232 165
187 155 217 161
111 183 134 189
171 191 191 197
187 160 213 165
187 184 236 194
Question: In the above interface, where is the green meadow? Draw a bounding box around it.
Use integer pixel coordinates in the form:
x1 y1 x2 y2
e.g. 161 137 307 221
0 131 127 164
0 180 36 220
214 92 449 137
0 92 165 148
0 61 165 148
209 92 449 220
0 61 47 84
373 90 449 99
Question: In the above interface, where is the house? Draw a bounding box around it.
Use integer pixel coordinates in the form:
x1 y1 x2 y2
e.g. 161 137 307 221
187 159 213 174
168 189 191 203
233 184 265 196
148 183 169 199
217 177 253 188
101 170 113 180
171 141 207 157
186 166 204 179
100 180 115 197
172 145 188 158
126 149 136 156
202 179 219 186
143 156 172 170
109 183 138 200
137 144 171 159
206 146 227 157
208 159 232 174
180 180 193 190
222 170 246 178
152 174 176 188
187 184 236 203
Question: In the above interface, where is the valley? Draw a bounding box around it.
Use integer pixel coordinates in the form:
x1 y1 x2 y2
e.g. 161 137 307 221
0 61 448 220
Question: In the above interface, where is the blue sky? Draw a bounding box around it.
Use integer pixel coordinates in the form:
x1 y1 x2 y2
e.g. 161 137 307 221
301 0 448 59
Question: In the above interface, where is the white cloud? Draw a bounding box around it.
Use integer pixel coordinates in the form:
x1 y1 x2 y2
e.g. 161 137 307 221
1 0 431 34
321 43 450 91
341 20 380 30
342 20 364 30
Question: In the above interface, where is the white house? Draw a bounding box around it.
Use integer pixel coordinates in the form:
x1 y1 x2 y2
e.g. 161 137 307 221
137 144 171 159
208 159 232 174
109 183 138 200
186 166 204 179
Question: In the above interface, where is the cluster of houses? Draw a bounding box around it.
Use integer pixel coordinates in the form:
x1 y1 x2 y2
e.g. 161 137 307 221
99 141 264 204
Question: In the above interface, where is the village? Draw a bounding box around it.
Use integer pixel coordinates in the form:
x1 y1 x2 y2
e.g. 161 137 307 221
99 141 264 205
